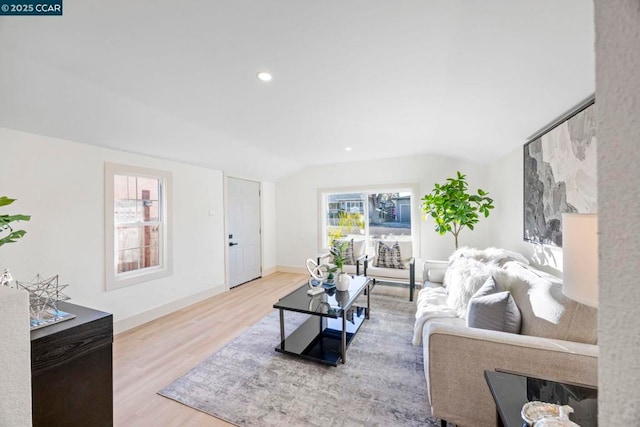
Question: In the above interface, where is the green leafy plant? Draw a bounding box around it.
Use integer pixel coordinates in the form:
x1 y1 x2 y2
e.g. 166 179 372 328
421 171 494 249
0 196 31 247
329 240 349 273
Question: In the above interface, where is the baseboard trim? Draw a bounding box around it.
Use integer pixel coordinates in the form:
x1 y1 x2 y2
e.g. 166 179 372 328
114 285 226 335
277 266 307 275
262 267 277 277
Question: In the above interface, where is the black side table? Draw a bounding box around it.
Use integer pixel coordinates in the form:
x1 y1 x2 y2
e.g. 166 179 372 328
31 301 113 427
484 370 597 427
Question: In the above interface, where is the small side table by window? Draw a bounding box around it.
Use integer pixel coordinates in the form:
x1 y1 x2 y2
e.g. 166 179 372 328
484 370 597 427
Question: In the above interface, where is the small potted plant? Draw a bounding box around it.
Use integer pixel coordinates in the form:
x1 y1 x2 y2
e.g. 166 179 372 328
329 241 350 291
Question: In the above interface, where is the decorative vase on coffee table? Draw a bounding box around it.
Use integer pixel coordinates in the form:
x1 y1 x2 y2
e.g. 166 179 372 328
336 272 350 291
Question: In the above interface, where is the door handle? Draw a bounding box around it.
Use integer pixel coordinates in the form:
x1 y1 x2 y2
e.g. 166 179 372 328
229 242 239 247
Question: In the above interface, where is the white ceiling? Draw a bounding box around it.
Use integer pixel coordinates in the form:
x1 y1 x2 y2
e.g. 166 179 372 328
0 0 595 181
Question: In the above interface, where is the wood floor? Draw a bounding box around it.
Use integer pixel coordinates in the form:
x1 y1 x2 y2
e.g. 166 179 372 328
113 272 306 426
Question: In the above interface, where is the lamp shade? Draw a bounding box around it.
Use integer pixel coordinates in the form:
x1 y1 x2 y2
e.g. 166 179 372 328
562 213 598 307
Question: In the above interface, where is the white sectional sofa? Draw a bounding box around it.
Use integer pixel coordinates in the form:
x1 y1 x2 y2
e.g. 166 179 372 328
414 248 598 427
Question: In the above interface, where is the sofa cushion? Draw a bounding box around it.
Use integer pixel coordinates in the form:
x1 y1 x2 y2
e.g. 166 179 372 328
472 275 503 297
422 260 448 283
427 269 446 284
466 276 521 334
497 262 598 345
374 241 405 269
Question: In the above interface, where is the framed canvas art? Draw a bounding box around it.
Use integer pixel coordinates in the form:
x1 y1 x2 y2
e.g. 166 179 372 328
523 96 596 247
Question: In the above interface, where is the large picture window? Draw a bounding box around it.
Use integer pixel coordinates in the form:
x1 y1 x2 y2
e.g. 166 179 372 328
320 187 415 250
105 163 172 290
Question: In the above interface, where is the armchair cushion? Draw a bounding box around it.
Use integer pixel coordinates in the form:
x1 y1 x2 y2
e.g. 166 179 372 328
365 262 413 279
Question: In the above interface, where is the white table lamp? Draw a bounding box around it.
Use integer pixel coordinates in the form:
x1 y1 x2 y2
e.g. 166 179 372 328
562 213 598 307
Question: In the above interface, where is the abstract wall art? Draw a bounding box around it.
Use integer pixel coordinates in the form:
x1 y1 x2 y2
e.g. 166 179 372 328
523 97 597 247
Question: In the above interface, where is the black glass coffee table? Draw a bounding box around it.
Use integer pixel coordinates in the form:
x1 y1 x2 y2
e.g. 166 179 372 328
484 370 597 427
273 275 372 366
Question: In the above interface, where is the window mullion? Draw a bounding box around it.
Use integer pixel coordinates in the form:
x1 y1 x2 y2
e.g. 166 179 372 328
363 192 370 247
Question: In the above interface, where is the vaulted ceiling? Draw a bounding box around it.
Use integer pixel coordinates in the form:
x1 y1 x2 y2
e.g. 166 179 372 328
0 0 594 181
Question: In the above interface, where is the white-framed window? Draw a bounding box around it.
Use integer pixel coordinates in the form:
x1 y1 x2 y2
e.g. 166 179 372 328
319 185 418 251
105 163 172 290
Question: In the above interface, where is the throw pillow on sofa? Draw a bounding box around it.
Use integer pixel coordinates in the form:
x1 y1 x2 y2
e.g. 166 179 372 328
466 276 522 334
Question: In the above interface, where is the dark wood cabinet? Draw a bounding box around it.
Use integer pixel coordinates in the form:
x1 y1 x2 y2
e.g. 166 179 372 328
30 302 113 427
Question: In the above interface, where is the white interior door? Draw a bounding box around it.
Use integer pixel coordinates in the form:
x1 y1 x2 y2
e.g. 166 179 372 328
227 177 262 288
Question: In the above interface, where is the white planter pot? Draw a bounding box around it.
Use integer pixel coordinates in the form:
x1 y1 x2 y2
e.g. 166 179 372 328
336 273 350 291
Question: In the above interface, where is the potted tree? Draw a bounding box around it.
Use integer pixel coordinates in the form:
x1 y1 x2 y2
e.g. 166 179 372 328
421 171 494 249
0 196 30 247
1 196 31 288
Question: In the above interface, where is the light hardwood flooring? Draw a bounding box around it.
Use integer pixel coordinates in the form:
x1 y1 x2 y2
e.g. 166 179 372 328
113 272 306 426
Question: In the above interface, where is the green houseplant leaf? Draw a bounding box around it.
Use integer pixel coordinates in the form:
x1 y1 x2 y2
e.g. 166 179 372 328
420 172 494 249
329 240 349 272
0 196 31 247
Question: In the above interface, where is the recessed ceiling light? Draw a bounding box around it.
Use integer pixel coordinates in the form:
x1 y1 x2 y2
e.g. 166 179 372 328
345 147 352 151
257 72 272 82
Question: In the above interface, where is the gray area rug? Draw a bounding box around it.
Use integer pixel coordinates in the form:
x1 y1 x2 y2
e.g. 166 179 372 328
159 287 441 426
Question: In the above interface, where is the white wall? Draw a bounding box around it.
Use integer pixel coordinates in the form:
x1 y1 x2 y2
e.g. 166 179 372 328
0 127 227 333
487 147 564 275
276 154 492 270
595 1 640 424
277 148 566 276
261 181 277 275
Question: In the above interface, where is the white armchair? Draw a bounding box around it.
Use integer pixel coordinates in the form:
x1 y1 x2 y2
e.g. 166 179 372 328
362 239 417 301
319 238 418 301
317 238 368 276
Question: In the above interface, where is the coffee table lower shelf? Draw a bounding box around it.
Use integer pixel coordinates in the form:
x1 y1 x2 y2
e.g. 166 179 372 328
275 307 367 366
